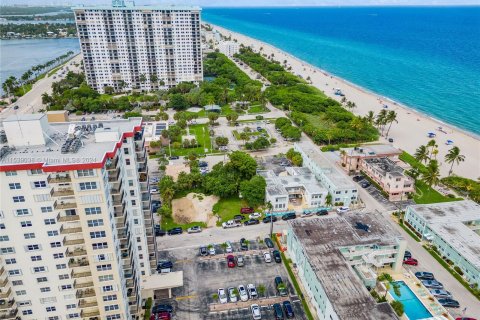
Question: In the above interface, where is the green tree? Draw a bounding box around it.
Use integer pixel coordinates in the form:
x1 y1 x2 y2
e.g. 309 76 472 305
240 176 267 206
414 145 429 164
208 112 219 125
168 93 190 110
390 301 404 317
227 151 258 180
103 86 114 95
385 110 398 136
365 111 375 125
123 111 142 119
249 136 270 150
422 159 441 189
215 136 229 147
325 193 333 206
427 139 438 158
445 146 465 176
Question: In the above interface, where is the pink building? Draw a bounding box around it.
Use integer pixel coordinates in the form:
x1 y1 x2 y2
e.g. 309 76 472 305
340 144 402 173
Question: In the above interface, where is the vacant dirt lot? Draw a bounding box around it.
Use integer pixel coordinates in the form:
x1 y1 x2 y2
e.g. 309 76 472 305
172 193 219 226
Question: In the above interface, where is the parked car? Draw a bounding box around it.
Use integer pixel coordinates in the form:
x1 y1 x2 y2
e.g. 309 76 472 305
222 220 241 229
273 303 284 320
247 284 258 299
455 318 477 320
168 156 179 160
238 284 249 301
154 225 166 237
225 241 233 253
234 214 245 222
403 258 418 266
244 219 260 226
275 276 288 296
430 289 453 299
13 105 19 110
316 209 329 216
263 252 272 263
273 250 282 263
240 238 248 251
150 187 159 194
249 212 262 219
167 227 182 235
150 311 170 320
152 304 173 313
187 226 202 234
301 211 314 218
199 161 208 168
404 251 412 259
361 182 371 188
336 206 350 213
226 255 236 268
282 301 295 318
208 245 216 256
236 255 245 267
251 304 262 320
240 207 255 214
415 271 434 280
353 175 364 182
438 298 460 308
264 238 274 248
282 213 296 221
199 246 208 256
263 215 278 223
217 288 228 304
157 261 173 270
388 138 394 143
422 280 444 289
228 287 238 302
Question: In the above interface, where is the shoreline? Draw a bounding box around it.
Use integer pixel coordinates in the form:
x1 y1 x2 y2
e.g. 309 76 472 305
208 22 480 178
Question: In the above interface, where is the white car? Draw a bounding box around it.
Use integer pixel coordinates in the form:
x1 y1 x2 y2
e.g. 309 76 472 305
187 226 202 234
251 304 261 320
150 187 159 194
238 284 249 302
209 245 216 255
217 288 228 304
247 283 258 299
225 241 233 253
249 212 262 219
336 206 350 213
263 252 272 263
228 287 238 302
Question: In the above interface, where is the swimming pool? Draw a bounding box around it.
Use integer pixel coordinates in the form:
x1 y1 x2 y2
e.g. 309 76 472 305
389 281 433 320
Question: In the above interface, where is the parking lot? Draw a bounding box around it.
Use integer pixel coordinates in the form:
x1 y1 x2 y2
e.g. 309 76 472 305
155 239 308 320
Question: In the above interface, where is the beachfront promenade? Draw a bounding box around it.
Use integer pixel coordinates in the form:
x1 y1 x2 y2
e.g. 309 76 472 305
212 24 480 179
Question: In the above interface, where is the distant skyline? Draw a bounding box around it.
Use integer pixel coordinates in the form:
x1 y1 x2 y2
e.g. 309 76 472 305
2 0 479 7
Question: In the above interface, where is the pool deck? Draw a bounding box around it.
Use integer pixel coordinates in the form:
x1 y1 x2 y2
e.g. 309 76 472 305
389 270 454 320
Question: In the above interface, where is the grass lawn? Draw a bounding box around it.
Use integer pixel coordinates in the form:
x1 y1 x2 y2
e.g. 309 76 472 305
248 104 269 114
414 180 462 204
160 216 206 230
13 83 32 97
185 109 206 118
302 112 334 130
170 124 212 156
212 197 247 225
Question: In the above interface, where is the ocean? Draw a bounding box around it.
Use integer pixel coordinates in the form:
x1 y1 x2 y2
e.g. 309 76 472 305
203 7 480 135
0 38 80 92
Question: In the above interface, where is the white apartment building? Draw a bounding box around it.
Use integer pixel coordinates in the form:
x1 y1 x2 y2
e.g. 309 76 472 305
72 0 203 93
218 41 240 57
294 141 358 206
0 114 157 320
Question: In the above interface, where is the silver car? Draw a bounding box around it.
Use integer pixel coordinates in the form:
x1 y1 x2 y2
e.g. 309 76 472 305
228 287 238 302
238 284 249 302
236 255 245 267
430 289 452 299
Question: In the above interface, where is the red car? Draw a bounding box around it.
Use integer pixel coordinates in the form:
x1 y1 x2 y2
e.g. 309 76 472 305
227 255 236 268
403 258 418 266
240 207 254 214
456 318 477 320
150 312 171 320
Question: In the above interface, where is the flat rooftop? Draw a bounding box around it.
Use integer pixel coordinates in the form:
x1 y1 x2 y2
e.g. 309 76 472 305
364 157 407 177
0 116 142 169
341 144 402 157
296 140 356 189
258 168 327 197
72 4 201 11
408 201 480 268
289 213 401 320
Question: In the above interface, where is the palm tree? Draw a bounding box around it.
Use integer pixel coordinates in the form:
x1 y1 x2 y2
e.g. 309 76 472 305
414 145 429 164
422 160 441 189
445 146 465 176
365 111 375 125
239 132 249 146
427 139 437 158
385 110 398 136
376 109 388 135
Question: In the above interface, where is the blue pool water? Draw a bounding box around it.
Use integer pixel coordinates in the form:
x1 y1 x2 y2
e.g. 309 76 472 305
389 281 432 320
203 7 480 135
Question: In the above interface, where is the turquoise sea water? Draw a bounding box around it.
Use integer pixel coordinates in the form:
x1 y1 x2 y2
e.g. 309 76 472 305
203 7 480 135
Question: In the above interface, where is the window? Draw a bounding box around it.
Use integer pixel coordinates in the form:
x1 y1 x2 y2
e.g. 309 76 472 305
85 207 101 215
59 274 69 280
13 196 25 202
33 266 47 273
34 194 51 202
12 280 23 286
41 206 53 213
102 285 114 292
26 244 40 251
79 182 97 190
5 258 16 264
40 287 51 292
96 264 112 271
99 274 114 282
61 284 72 290
0 235 9 241
37 277 48 283
103 294 117 301
44 219 56 225
56 264 67 270
77 169 95 177
8 269 21 276
5 171 17 176
30 169 43 175
0 224 4 229
126 159 131 165
16 290 27 295
53 253 64 259
67 313 80 319
21 221 32 227
15 209 30 216
105 305 119 311
31 255 42 261
33 181 47 188
90 231 106 239
92 242 108 250
46 306 57 312
87 219 104 227
106 315 121 320
47 230 59 237
22 310 33 315
9 183 21 189
66 304 76 309
50 242 61 248
123 148 129 154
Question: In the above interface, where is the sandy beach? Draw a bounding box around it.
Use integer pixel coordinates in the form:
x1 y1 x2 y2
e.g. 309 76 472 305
211 24 480 179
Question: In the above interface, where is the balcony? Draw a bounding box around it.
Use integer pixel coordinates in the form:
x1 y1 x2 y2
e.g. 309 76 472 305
0 278 7 288
112 194 124 206
108 168 121 182
60 225 82 234
0 299 15 310
76 288 96 299
0 288 11 299
80 309 100 318
0 267 3 277
54 200 77 210
106 157 119 171
63 237 85 246
48 174 71 183
78 299 98 308
57 213 80 222
139 173 148 182
74 280 94 289
138 165 147 173
0 308 17 320
66 248 87 257
71 270 92 279
50 187 74 197
68 258 89 268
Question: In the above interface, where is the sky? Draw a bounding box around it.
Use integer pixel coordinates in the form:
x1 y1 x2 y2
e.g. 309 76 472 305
2 0 479 6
